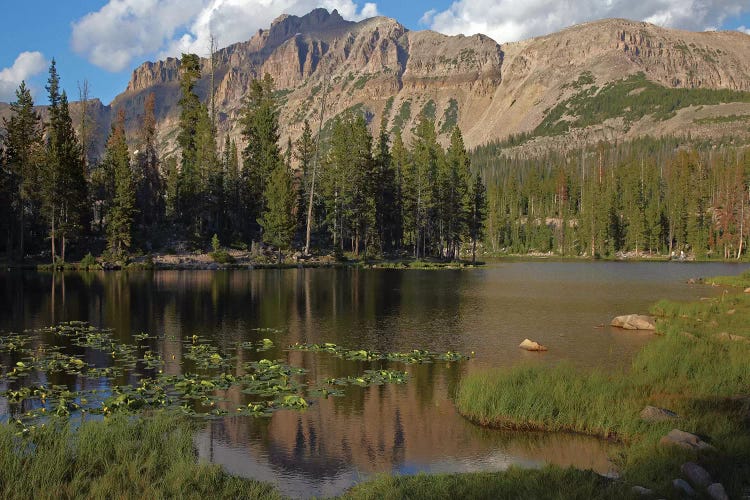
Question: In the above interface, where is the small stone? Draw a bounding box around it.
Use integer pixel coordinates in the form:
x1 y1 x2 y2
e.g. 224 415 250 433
632 485 654 495
640 406 679 422
519 338 548 351
611 314 656 330
680 462 713 489
672 478 696 497
707 483 729 500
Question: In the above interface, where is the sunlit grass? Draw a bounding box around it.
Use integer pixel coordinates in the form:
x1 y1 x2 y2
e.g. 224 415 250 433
0 413 281 500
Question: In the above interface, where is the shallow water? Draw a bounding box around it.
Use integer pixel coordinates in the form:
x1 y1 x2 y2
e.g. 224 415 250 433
0 261 746 497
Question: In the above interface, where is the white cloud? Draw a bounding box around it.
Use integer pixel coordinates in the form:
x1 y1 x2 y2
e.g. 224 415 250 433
425 0 749 43
0 51 48 102
737 25 750 34
71 0 379 72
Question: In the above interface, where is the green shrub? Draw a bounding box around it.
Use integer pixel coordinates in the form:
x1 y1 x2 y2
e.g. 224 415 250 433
79 252 99 270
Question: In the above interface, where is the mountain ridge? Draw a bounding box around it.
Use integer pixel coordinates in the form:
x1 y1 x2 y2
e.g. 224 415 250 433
4 10 750 160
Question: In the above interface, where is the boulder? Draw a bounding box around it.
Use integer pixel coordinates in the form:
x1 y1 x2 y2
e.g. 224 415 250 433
707 483 729 500
672 478 696 497
680 462 713 489
660 429 715 451
519 339 548 352
744 287 750 294
640 405 679 422
714 332 749 343
610 314 656 330
631 485 653 495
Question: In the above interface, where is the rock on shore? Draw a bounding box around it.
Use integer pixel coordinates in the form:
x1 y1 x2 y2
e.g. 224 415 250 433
610 315 656 330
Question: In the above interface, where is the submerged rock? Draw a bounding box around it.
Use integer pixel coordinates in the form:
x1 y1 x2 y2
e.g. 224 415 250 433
680 462 713 489
610 314 656 330
660 429 715 451
640 405 679 422
707 483 729 500
518 338 548 352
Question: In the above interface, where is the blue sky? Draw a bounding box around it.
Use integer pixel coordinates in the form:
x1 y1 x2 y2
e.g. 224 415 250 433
1 1 749 105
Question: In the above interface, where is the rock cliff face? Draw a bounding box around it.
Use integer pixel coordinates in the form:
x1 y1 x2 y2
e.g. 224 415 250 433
5 10 750 160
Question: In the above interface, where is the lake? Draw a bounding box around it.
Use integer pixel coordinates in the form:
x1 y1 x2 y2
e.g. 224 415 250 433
0 261 746 497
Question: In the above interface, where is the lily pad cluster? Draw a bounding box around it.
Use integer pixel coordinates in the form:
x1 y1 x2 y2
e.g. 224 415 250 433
0 323 470 425
288 342 470 363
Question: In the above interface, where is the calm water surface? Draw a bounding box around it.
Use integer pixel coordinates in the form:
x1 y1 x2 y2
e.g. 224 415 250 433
1 261 746 497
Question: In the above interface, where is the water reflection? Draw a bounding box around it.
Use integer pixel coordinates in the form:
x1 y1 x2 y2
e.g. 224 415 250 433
1 262 747 497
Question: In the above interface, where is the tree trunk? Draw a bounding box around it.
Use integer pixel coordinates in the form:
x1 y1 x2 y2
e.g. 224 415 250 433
51 208 56 264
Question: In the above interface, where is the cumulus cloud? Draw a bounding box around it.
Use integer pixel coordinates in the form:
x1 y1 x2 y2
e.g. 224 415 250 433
737 25 750 34
424 0 749 43
0 51 48 102
72 0 379 72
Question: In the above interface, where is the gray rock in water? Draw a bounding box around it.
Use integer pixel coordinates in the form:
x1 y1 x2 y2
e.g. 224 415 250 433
611 314 656 330
518 338 548 351
631 485 654 495
640 405 680 422
680 462 713 489
672 478 696 497
660 429 716 451
707 483 729 500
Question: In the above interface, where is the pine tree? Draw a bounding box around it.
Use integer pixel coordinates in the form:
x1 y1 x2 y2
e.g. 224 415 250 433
43 60 88 263
443 126 471 260
468 173 488 264
241 73 281 239
295 120 316 236
391 131 411 251
222 136 241 240
134 92 164 244
176 53 203 232
410 117 440 258
105 110 135 256
259 163 296 263
3 81 43 261
374 117 400 253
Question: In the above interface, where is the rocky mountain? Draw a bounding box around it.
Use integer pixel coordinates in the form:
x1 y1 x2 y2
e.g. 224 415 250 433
5 9 750 160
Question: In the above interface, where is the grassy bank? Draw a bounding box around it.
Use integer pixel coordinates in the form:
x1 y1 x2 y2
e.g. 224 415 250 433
0 413 280 500
342 467 635 499
705 268 750 287
456 285 750 496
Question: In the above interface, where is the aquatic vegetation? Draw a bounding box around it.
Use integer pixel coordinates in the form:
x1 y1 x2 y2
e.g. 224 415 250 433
1 322 470 424
289 342 470 364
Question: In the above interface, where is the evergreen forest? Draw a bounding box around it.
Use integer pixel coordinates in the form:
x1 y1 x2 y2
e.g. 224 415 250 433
1 56 750 265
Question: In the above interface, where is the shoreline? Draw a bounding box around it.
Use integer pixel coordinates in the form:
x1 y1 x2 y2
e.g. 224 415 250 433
452 273 750 498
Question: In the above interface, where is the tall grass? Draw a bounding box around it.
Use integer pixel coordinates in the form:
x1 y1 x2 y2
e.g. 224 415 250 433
0 413 281 500
343 467 637 500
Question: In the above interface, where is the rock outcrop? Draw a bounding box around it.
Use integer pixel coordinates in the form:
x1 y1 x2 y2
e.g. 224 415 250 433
6 10 750 162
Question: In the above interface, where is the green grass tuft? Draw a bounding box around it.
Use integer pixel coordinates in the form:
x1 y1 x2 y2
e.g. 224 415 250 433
0 413 281 500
